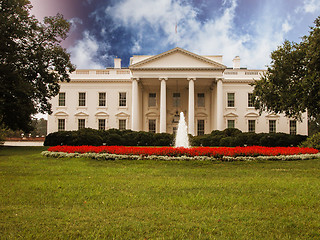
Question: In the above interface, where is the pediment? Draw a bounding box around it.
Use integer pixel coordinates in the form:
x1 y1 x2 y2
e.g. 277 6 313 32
130 47 226 70
54 111 69 117
95 111 109 117
266 113 280 118
245 112 259 118
224 112 239 118
196 112 208 117
146 112 159 117
115 112 130 118
74 111 89 117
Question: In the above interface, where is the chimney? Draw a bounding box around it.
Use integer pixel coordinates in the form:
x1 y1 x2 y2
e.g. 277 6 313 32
233 56 240 69
114 58 121 69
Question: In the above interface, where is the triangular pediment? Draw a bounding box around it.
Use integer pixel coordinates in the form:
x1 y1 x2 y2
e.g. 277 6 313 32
115 112 130 118
74 111 89 117
224 112 239 118
130 47 226 70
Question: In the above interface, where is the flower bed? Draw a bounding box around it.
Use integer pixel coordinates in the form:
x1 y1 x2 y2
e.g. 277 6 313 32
42 146 320 161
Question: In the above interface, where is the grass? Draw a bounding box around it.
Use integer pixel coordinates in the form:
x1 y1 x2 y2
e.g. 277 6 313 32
1 146 320 239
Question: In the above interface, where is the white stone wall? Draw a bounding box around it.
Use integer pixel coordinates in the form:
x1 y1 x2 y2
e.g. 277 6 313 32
48 77 132 133
47 48 308 136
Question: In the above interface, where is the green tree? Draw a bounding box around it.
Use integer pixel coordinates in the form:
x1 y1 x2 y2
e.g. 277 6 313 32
0 0 75 132
252 16 320 123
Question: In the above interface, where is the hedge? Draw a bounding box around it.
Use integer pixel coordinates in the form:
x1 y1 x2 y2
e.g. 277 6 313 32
44 128 307 147
190 128 307 147
44 128 174 146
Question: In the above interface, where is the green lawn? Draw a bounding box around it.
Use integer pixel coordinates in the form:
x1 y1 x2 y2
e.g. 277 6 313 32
1 146 320 239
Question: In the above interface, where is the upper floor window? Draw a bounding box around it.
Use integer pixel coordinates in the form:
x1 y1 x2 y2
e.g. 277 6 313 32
173 93 180 107
149 119 156 133
78 119 85 130
197 119 205 136
248 93 254 107
78 92 86 106
197 93 205 107
227 93 235 107
99 92 106 107
269 120 276 133
248 120 256 133
148 93 156 107
290 120 297 135
119 92 126 107
227 120 235 129
58 119 65 131
58 92 65 106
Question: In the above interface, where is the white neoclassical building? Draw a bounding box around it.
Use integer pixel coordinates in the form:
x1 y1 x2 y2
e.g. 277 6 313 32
47 47 308 136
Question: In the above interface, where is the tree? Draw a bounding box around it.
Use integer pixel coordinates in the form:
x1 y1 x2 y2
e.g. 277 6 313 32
252 16 320 123
0 0 75 132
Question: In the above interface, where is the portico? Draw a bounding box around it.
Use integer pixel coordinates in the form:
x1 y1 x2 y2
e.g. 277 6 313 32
129 47 226 135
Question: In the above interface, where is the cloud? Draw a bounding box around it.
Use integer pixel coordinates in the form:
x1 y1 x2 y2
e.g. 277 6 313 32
301 0 320 13
69 17 83 33
68 31 109 69
102 0 294 68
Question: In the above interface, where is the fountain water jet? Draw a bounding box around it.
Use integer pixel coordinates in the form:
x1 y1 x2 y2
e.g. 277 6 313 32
174 112 190 148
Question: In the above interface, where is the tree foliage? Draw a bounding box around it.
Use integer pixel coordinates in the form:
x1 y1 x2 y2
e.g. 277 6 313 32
252 16 320 122
0 0 75 131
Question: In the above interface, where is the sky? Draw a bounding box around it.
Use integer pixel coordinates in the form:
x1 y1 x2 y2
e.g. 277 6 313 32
29 0 320 69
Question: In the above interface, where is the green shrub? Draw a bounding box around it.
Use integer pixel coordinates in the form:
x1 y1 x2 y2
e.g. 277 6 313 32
44 128 175 146
44 128 307 147
222 128 242 137
192 129 306 147
219 137 234 147
299 132 320 149
154 133 174 146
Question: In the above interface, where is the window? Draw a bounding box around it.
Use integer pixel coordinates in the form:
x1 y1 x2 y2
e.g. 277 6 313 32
227 93 235 107
148 119 156 133
79 92 86 106
119 92 126 107
119 119 126 130
98 119 106 130
58 92 65 106
148 93 156 107
248 120 255 133
58 119 65 131
173 127 177 135
269 120 276 133
197 119 205 136
290 120 297 135
248 93 254 107
173 93 180 107
78 119 85 130
197 93 205 107
227 120 235 129
99 92 106 107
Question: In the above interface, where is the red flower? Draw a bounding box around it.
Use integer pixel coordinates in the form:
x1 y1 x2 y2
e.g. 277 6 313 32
47 145 319 157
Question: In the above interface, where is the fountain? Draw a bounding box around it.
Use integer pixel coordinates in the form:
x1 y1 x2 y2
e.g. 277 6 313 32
174 112 190 148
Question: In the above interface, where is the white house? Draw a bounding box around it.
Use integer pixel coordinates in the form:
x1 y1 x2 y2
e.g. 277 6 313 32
47 47 308 136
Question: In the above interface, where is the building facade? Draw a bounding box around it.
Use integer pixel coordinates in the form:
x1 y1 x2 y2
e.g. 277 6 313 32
47 47 308 136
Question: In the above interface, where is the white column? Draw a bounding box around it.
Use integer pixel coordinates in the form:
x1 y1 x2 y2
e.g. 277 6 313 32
159 77 167 133
216 78 224 130
187 77 196 136
131 78 139 131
